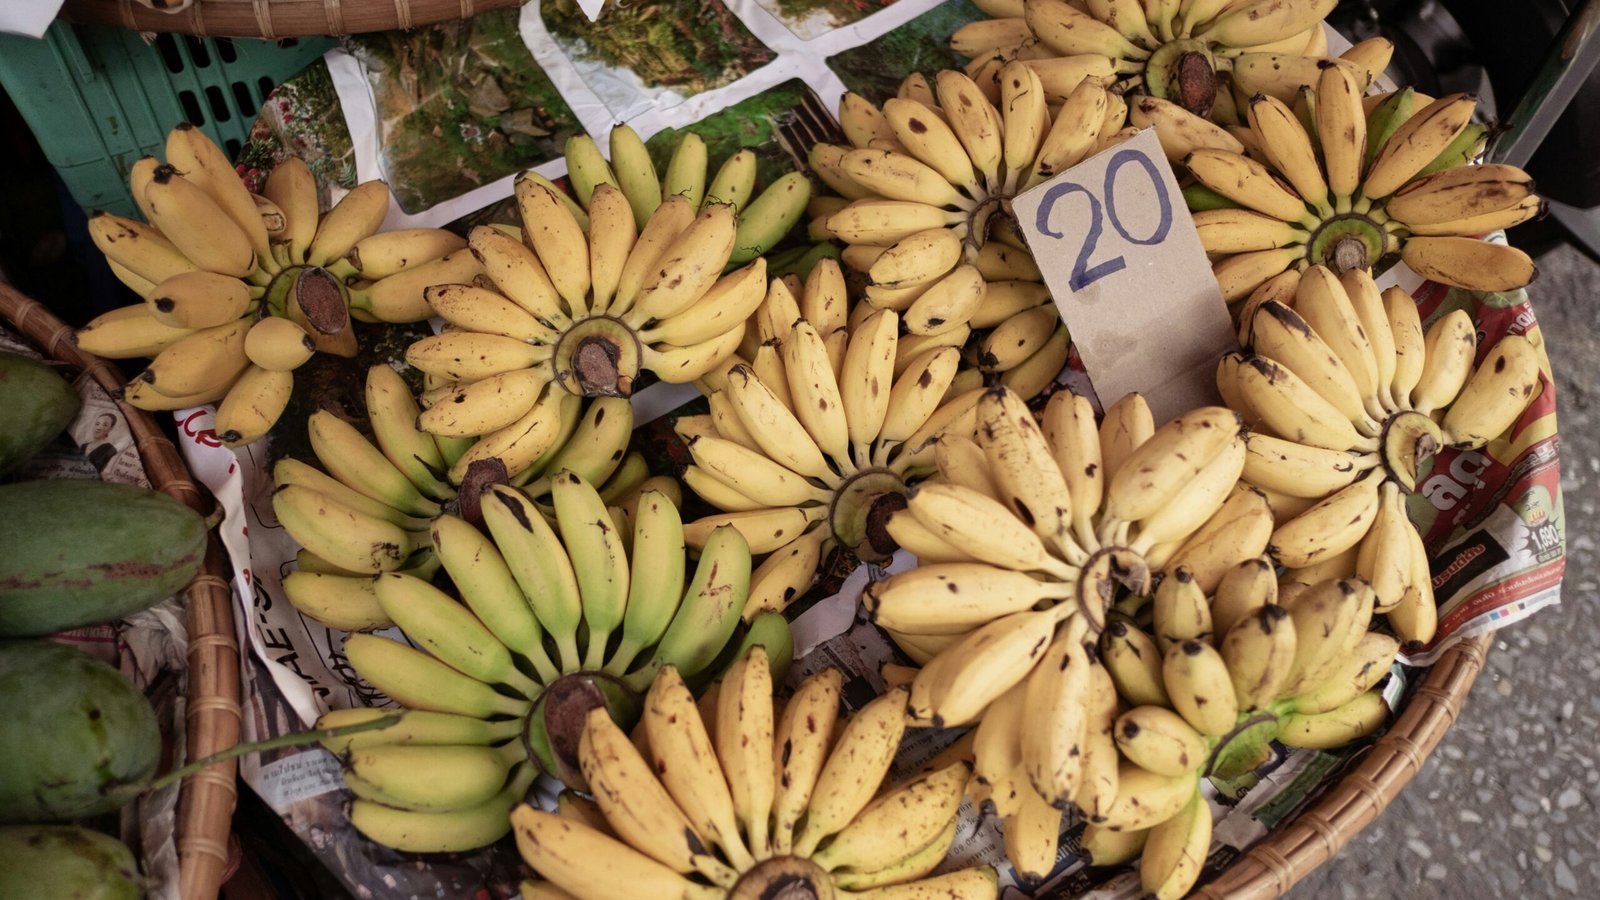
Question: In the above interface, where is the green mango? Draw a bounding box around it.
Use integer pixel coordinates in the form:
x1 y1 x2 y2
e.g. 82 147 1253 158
0 352 80 477
0 825 143 899
0 480 206 636
0 640 160 822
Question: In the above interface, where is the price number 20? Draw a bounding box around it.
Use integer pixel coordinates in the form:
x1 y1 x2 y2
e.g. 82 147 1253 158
1032 148 1173 292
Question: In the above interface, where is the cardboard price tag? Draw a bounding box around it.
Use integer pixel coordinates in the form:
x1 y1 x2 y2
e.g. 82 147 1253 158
1009 128 1236 423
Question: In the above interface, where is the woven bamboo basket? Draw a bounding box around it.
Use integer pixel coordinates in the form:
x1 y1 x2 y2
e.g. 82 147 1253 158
0 282 242 900
1197 632 1492 897
58 0 525 37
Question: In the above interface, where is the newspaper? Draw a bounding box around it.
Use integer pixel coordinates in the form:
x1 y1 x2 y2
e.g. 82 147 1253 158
167 0 1566 892
0 328 191 900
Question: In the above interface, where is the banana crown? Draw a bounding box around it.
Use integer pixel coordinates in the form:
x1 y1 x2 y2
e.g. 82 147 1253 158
672 258 996 618
1187 72 1542 300
1222 265 1543 641
513 651 997 900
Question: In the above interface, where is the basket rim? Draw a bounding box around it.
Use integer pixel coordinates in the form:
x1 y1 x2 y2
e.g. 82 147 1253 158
0 282 242 900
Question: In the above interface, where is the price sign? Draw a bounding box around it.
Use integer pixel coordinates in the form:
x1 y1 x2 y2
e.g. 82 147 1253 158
1009 127 1237 423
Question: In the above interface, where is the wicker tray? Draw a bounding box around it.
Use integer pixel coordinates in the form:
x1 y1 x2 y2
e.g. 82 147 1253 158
58 0 525 37
0 282 242 900
1197 632 1492 897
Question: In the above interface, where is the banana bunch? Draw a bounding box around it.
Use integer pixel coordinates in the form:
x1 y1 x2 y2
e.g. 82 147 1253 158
951 0 1390 138
78 123 470 444
309 472 793 852
404 168 770 472
813 66 1128 393
1088 566 1398 897
1187 65 1542 301
563 124 812 264
512 647 997 899
1218 265 1546 642
673 259 986 619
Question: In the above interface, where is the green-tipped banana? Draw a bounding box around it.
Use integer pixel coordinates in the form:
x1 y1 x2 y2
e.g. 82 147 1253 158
482 484 584 672
551 469 631 670
316 707 522 752
343 634 530 719
609 125 662 229
372 573 541 698
366 364 454 502
635 524 752 687
705 149 758 212
564 135 618 209
431 514 561 683
663 133 709 210
606 489 686 676
729 172 811 265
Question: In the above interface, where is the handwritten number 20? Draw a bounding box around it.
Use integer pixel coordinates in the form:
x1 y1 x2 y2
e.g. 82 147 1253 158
1033 149 1173 291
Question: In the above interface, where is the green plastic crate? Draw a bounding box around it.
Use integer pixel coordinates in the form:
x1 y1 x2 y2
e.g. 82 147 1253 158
0 23 333 218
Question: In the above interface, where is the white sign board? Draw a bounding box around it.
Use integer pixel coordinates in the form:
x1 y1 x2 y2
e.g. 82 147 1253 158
1009 127 1237 422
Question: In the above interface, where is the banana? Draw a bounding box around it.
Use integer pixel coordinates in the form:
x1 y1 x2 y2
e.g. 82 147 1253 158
640 666 754 869
1131 96 1246 164
364 364 453 501
1292 266 1382 413
1220 604 1297 711
521 396 636 495
1100 619 1171 707
88 212 200 286
136 316 251 397
1185 149 1312 226
430 513 558 680
1269 470 1382 568
1363 93 1477 200
1248 92 1329 215
1402 236 1537 294
344 742 520 812
447 386 569 484
605 125 662 230
511 806 722 900
905 484 1075 578
478 484 583 669
1096 764 1199 832
272 458 427 529
1130 433 1246 557
1212 247 1302 303
1289 631 1400 714
578 707 732 881
1250 300 1372 428
644 525 751 680
769 668 842 855
1442 334 1541 448
1115 706 1207 778
517 179 592 314
1019 629 1091 806
282 571 391 631
1081 824 1149 866
339 228 466 280
1233 354 1374 451
467 225 569 331
1162 485 1275 592
1387 522 1438 645
976 386 1078 558
1152 567 1213 651
1409 308 1478 414
564 135 618 210
1103 405 1241 525
1002 781 1064 886
1280 577 1374 696
829 817 958 890
1211 557 1276 638
1098 391 1155 483
714 646 777 859
164 123 273 266
791 687 910 857
272 483 427 574
213 365 292 447
371 572 539 695
344 633 528 719
1163 639 1238 736
317 707 520 752
139 165 256 278
1028 0 1145 57
601 490 687 674
914 607 1067 729
304 181 392 267
309 409 441 517
1193 208 1305 254
1139 790 1212 900
1277 689 1389 749
146 270 253 330
348 247 486 323
352 764 533 853
548 470 630 670
241 317 315 372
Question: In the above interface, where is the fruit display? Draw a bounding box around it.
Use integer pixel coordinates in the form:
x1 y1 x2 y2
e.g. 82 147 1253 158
1188 68 1542 301
1217 264 1546 644
673 260 987 618
809 66 1097 388
562 125 812 265
0 352 79 476
0 639 161 822
298 468 793 851
0 479 206 636
512 647 997 899
77 123 473 445
949 0 1375 134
